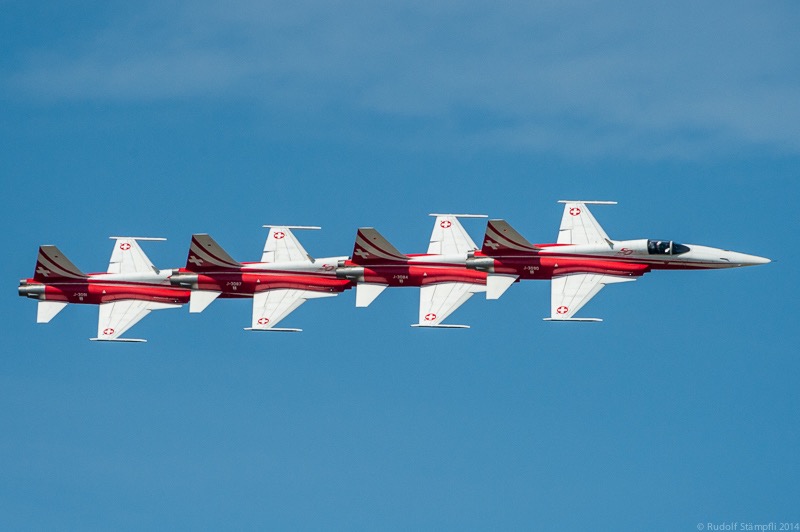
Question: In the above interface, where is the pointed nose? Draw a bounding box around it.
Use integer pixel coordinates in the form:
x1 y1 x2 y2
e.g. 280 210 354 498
747 254 771 265
729 252 771 266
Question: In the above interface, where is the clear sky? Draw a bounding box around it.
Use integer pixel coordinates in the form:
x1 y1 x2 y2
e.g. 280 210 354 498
2 2 798 530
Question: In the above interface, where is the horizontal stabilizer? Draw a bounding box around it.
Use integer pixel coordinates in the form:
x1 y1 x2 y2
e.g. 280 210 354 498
186 234 242 271
34 246 86 281
356 283 388 307
482 220 540 255
352 228 408 264
190 290 221 313
37 300 68 323
486 274 518 300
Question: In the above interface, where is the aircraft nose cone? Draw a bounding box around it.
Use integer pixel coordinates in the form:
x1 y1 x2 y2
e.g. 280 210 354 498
732 252 771 266
748 254 771 265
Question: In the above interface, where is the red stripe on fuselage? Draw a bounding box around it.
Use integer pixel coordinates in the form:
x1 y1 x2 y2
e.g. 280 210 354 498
189 271 352 299
360 264 486 287
25 279 190 305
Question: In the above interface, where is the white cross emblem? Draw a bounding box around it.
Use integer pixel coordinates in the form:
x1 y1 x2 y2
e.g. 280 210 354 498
36 267 50 277
354 249 370 259
188 256 204 266
484 240 500 250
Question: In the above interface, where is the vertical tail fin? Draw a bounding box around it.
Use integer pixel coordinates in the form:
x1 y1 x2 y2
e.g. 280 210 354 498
34 246 86 281
481 220 540 256
351 228 408 264
185 234 242 271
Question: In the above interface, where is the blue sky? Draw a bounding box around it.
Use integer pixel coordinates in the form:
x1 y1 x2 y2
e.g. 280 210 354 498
2 2 798 530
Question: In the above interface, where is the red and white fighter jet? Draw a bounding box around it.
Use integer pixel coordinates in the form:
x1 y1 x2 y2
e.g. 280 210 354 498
336 215 488 328
468 201 771 321
169 226 350 332
18 238 188 341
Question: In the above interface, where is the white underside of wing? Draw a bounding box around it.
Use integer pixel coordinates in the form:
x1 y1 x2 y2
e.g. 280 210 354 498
417 282 484 327
95 300 181 341
549 273 635 320
250 289 337 330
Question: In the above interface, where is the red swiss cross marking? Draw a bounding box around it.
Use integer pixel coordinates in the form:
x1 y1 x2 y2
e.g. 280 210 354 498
119 242 131 250
569 207 581 216
556 306 569 315
440 220 452 228
424 313 437 321
273 232 285 239
103 328 115 335
257 317 270 325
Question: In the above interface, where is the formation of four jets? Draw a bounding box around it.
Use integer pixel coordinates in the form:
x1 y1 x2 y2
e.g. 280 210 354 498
19 201 770 342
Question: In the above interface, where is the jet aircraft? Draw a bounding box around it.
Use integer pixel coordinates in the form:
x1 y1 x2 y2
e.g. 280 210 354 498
169 226 350 331
336 215 488 328
468 201 771 321
18 238 188 341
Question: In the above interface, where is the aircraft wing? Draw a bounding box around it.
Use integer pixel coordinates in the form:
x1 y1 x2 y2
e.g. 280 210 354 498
546 273 635 321
247 289 337 332
556 201 615 245
107 237 163 274
427 214 483 255
261 226 318 263
92 300 181 342
414 282 485 328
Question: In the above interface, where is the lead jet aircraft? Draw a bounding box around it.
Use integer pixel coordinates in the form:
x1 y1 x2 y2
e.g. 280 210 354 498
169 226 351 332
336 215 487 328
18 238 188 341
468 201 771 321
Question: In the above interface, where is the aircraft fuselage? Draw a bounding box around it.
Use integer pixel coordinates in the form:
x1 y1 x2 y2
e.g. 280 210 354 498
471 239 770 280
18 277 189 306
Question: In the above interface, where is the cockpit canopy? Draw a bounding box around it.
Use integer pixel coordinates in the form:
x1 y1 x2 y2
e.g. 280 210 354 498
647 240 690 255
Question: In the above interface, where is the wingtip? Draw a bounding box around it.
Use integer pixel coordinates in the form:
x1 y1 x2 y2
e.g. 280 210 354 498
89 337 148 342
108 236 167 241
556 200 617 205
428 213 488 218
